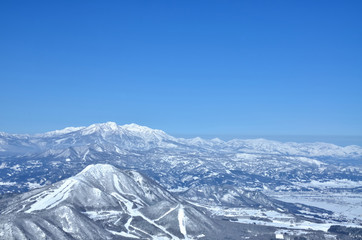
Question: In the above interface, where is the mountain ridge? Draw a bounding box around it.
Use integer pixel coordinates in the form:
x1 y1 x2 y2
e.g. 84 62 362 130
1 122 361 156
0 122 361 195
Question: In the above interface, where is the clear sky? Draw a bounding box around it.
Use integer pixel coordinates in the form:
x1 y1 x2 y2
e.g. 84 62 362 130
1 1 361 144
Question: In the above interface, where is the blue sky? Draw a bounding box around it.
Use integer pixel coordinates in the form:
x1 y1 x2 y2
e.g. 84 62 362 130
1 1 361 144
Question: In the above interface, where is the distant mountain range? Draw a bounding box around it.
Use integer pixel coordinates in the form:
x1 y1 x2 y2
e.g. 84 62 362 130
1 122 361 157
0 122 361 239
0 122 361 194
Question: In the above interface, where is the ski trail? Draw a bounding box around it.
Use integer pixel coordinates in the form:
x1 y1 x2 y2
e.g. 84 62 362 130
82 149 89 161
112 175 179 239
154 204 179 221
25 179 77 213
178 205 188 239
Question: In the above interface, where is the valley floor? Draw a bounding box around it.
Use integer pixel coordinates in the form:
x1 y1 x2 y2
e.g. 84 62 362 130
267 190 362 225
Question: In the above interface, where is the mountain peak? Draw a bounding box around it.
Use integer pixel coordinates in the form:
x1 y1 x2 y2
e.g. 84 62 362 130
1 164 221 240
79 122 170 140
78 163 119 177
85 122 119 133
103 121 118 128
122 123 164 134
40 126 85 137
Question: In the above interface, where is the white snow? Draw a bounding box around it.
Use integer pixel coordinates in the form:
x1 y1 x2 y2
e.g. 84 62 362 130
293 179 362 189
0 162 7 169
0 181 16 186
83 210 123 221
178 205 188 239
154 204 179 221
110 190 179 239
107 229 139 238
39 126 85 137
10 164 21 171
82 122 118 135
270 191 362 223
168 186 189 193
25 178 77 213
82 149 89 161
26 182 43 190
188 201 352 233
124 217 132 231
287 156 324 166
275 233 284 239
234 153 258 160
233 217 333 232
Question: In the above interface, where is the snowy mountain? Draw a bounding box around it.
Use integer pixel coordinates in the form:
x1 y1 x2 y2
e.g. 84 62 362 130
1 164 359 239
1 122 361 158
0 164 287 240
0 122 362 239
0 164 207 239
0 122 361 195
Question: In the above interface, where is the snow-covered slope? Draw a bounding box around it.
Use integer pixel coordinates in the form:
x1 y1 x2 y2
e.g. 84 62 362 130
5 164 177 214
0 164 223 240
